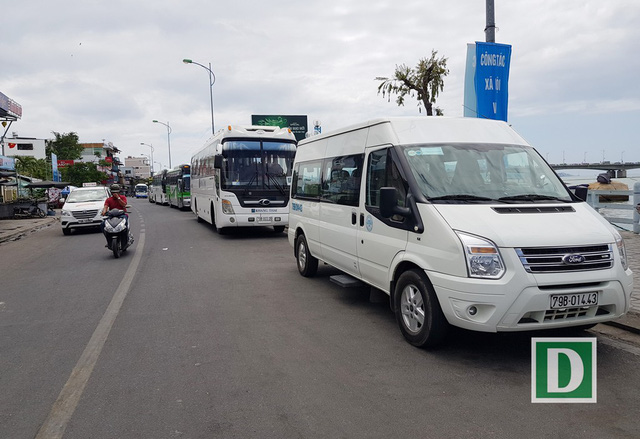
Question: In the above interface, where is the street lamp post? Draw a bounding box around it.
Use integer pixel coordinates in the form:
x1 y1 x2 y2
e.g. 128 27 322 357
140 142 155 175
152 120 172 169
183 58 216 135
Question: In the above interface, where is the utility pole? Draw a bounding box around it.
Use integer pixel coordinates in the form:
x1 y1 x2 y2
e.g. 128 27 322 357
485 0 496 43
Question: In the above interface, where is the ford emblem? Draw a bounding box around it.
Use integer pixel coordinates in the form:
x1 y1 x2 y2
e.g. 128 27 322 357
563 254 586 265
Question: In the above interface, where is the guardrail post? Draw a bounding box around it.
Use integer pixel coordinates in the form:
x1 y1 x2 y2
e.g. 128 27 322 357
634 182 640 234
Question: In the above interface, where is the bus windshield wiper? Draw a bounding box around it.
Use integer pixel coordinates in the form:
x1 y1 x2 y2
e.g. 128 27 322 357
265 172 286 196
498 194 570 202
428 194 496 203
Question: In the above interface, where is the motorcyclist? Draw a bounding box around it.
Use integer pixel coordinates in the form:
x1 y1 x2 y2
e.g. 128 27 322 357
102 183 128 214
101 184 129 246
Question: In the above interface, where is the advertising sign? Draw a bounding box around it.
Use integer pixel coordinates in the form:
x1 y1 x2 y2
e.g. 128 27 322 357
0 155 16 171
251 115 308 142
464 42 512 122
51 153 60 182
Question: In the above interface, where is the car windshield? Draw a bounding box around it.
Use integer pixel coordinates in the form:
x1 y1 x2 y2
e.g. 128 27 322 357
66 189 107 202
401 143 572 203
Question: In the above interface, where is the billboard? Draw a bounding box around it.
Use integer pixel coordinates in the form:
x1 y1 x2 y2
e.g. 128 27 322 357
464 42 512 122
251 115 308 142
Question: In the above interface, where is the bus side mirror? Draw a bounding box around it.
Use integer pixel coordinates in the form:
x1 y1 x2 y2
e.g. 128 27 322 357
214 156 223 169
379 187 411 219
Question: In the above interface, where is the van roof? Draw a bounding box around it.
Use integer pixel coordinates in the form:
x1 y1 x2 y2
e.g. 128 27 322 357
299 117 529 147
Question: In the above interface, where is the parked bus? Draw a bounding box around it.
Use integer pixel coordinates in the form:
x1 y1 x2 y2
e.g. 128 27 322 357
150 169 168 205
166 164 191 209
134 183 148 198
191 124 297 233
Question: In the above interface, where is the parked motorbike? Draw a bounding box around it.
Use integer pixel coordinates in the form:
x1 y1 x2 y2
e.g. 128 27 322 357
102 208 134 258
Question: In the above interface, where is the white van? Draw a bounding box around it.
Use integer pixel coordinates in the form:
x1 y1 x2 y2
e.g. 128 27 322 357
288 117 633 347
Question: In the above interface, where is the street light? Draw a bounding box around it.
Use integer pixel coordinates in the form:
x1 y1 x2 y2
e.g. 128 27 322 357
183 58 216 135
140 142 155 175
152 120 172 169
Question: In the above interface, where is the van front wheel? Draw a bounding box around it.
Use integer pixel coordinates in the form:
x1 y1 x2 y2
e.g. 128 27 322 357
395 269 448 348
296 234 318 277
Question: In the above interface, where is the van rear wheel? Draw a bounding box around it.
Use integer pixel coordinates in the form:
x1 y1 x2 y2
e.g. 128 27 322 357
394 269 448 348
296 234 318 277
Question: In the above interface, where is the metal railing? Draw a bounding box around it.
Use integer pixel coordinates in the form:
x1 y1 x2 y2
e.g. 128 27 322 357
585 182 640 233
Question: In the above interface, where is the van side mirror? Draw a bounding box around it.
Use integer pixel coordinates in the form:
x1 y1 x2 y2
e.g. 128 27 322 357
379 187 412 219
214 155 223 169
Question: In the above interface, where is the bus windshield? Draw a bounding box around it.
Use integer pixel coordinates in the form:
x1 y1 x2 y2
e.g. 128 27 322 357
220 140 296 192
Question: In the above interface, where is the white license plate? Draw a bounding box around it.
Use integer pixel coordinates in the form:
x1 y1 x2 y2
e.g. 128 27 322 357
550 292 598 309
78 219 93 224
257 216 272 223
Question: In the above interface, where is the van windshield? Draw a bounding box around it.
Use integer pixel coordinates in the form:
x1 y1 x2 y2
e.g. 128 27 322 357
401 143 573 203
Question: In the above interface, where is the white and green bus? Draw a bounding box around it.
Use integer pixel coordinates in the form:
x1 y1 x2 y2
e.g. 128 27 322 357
191 125 297 233
166 164 191 209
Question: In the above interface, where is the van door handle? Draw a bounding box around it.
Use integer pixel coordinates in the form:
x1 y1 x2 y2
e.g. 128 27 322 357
352 212 357 225
360 213 365 227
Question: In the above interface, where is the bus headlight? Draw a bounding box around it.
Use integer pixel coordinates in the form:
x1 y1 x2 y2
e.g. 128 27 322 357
456 231 505 279
221 199 235 214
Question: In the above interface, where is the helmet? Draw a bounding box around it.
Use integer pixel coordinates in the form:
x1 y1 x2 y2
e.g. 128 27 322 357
110 183 121 193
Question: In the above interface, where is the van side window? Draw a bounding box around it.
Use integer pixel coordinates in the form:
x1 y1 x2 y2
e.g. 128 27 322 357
292 161 322 199
366 148 407 221
321 154 364 206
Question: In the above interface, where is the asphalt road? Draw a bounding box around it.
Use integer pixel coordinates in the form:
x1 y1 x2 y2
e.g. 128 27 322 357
2 199 640 438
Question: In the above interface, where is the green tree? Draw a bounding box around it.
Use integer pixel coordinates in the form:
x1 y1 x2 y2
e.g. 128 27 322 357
60 162 108 187
14 156 50 180
376 50 449 116
46 131 84 160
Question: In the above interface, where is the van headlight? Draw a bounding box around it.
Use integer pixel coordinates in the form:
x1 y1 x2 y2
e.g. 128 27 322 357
456 231 505 279
612 229 628 270
61 210 71 217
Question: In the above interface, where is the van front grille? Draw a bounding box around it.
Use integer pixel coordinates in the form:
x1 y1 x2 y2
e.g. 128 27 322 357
516 244 613 273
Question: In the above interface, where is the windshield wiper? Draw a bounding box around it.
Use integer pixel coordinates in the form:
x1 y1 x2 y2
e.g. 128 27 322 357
265 172 286 196
498 194 570 202
428 194 495 203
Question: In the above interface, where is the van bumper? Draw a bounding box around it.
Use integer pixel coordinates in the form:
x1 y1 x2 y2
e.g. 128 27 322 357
428 267 633 333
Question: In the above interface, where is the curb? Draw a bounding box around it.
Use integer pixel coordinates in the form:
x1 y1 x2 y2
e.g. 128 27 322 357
603 310 640 335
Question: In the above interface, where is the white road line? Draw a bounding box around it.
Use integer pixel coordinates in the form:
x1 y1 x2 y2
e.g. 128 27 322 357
35 230 146 439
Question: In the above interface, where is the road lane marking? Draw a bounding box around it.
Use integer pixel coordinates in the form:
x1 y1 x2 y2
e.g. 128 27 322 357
35 230 146 439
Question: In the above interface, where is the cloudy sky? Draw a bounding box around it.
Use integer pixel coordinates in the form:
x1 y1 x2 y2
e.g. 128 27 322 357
2 0 639 171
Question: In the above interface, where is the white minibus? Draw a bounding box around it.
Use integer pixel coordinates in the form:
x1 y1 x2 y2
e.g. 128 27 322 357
288 117 633 347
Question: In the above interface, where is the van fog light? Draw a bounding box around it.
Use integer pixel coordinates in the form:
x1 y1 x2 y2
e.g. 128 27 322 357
229 217 236 223
468 306 478 316
450 299 496 324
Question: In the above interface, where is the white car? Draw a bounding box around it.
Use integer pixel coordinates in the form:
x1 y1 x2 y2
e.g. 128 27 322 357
60 186 111 235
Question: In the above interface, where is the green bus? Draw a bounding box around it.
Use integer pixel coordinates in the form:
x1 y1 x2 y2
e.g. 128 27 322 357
166 164 191 209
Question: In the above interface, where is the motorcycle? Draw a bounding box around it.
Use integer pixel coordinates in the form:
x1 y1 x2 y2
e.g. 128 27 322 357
102 208 134 258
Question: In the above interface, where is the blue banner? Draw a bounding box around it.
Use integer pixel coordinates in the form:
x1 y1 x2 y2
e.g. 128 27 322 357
474 42 512 121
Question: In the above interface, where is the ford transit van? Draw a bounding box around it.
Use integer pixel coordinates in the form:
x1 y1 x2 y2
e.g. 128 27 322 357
288 117 633 347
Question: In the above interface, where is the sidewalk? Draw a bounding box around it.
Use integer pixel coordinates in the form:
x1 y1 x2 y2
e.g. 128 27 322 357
0 214 639 332
0 215 59 244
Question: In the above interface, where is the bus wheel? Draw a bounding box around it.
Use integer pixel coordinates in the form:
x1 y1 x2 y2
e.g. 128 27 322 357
394 269 448 348
273 225 285 233
296 234 318 277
